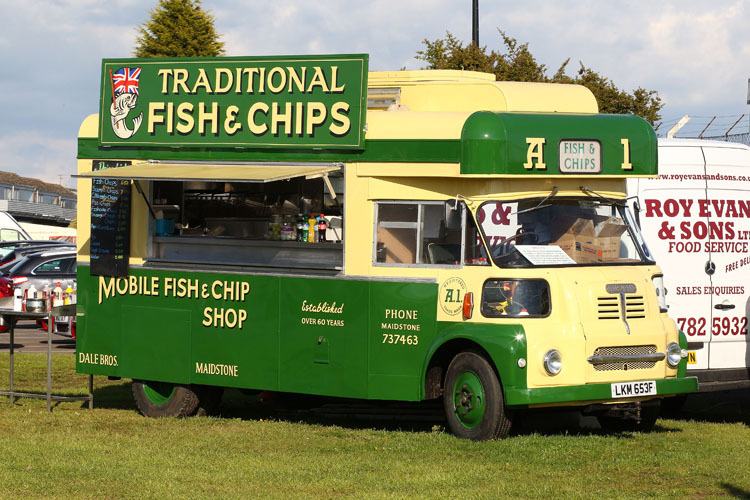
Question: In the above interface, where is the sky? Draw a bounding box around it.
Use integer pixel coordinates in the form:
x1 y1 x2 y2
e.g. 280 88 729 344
1 0 749 187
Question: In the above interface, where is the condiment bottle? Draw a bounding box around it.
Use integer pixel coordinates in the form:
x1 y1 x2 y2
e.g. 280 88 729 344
13 287 23 311
296 216 304 242
318 214 327 242
53 282 63 307
308 214 316 242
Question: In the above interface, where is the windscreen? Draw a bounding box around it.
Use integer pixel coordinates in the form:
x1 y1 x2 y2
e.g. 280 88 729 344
477 198 653 267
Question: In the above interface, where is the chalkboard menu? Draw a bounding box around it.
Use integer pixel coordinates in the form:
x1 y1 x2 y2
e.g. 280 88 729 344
90 160 132 276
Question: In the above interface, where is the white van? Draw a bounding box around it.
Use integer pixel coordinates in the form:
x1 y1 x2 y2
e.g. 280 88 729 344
0 212 30 242
628 138 750 392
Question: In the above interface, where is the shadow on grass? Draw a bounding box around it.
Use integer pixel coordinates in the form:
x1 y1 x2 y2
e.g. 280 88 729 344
209 390 682 438
217 389 445 435
667 389 750 426
78 382 746 438
720 482 750 500
75 380 138 412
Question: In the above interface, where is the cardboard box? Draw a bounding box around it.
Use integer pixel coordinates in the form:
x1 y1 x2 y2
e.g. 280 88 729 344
551 216 627 263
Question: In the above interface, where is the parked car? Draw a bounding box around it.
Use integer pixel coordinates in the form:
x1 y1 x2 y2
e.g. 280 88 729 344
0 239 72 261
7 249 76 296
0 243 76 275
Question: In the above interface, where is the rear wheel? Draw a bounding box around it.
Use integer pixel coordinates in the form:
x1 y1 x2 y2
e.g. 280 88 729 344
443 351 511 440
132 380 216 418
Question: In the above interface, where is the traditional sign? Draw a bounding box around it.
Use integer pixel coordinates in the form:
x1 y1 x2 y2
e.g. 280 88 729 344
99 54 368 149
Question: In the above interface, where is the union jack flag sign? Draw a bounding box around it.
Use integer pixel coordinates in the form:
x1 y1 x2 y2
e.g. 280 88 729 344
112 67 141 96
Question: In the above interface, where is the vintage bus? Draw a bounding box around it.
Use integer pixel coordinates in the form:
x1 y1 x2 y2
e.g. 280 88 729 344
74 55 696 440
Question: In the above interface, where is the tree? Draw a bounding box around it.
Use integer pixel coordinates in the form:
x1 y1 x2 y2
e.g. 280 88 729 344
134 0 225 58
416 30 663 124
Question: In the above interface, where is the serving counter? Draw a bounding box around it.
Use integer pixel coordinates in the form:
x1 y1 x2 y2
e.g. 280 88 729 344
152 236 344 271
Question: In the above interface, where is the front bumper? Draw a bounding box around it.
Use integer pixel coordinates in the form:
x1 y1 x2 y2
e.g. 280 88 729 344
505 376 698 408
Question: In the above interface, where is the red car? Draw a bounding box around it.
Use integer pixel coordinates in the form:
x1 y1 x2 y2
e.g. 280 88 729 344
0 276 14 333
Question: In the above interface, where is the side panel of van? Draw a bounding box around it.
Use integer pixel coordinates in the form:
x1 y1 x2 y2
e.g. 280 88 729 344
630 139 750 391
702 146 750 370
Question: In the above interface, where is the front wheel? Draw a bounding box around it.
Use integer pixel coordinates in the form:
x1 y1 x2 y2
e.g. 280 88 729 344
443 352 511 440
132 380 219 418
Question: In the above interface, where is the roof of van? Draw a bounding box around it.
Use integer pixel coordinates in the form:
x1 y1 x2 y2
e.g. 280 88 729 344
658 137 750 150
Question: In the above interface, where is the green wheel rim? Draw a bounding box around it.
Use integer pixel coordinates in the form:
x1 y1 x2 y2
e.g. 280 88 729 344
143 381 175 406
452 370 486 429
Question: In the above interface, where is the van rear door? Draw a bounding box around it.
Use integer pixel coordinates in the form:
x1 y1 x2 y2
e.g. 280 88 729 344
701 144 750 369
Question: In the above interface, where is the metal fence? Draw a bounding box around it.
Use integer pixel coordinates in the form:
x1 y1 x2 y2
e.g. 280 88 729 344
657 115 750 145
696 132 750 145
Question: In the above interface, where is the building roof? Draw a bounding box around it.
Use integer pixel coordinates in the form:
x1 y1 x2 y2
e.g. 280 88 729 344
0 170 75 197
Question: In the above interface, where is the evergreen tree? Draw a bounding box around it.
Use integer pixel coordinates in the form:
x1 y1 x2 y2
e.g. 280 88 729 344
134 0 225 58
417 30 662 124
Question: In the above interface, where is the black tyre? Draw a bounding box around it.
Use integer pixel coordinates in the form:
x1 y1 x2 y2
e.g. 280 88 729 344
132 380 204 418
443 351 511 440
599 399 661 433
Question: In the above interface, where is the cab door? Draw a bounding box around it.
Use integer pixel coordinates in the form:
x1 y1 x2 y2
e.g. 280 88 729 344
701 144 750 369
635 141 711 370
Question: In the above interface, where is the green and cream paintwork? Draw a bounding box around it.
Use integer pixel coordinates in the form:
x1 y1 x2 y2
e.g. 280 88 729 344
76 63 696 410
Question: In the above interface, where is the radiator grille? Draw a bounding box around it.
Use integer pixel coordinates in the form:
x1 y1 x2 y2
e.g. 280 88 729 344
591 345 658 371
597 295 646 320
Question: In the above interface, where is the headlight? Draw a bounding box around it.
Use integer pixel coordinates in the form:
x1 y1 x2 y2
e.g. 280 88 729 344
666 342 682 367
543 349 562 376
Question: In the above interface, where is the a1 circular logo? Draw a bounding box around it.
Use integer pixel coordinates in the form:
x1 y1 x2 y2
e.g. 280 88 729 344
439 277 467 315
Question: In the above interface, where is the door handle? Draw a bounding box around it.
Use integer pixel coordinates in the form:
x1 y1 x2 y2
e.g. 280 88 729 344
714 303 735 310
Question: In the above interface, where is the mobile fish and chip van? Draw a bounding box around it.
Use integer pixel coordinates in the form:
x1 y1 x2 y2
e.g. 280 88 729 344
75 54 696 440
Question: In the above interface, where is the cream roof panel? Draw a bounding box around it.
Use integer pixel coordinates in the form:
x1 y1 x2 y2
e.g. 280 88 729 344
368 70 497 84
79 114 98 139
368 70 598 114
365 111 472 140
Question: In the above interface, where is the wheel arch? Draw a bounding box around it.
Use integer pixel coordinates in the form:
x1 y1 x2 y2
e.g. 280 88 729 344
422 323 527 402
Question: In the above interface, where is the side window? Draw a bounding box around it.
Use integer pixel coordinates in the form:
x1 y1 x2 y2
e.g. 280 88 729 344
0 229 23 242
375 203 418 264
422 204 461 265
481 279 550 317
33 259 66 274
374 201 463 266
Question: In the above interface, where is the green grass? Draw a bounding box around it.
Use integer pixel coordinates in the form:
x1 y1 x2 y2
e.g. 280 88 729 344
0 353 748 499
